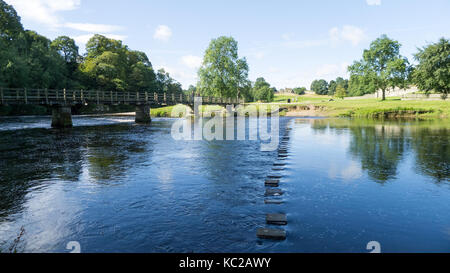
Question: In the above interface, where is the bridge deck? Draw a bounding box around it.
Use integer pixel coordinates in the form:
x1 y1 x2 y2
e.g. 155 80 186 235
0 88 242 106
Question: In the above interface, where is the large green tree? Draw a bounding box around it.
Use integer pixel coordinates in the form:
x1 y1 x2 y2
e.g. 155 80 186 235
413 38 450 98
0 0 27 88
51 36 81 88
348 35 411 100
252 77 274 102
197 36 250 98
310 79 328 95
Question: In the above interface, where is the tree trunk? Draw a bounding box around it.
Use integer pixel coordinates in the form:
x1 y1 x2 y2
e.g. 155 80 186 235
382 88 386 101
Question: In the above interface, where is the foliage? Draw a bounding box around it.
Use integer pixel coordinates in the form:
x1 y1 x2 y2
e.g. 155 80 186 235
313 97 450 118
334 84 347 99
328 77 348 96
252 77 275 102
197 36 250 98
348 35 411 100
293 87 307 95
413 38 450 98
310 79 329 95
0 1 180 94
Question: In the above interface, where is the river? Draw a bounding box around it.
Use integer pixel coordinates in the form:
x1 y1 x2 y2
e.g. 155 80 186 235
0 116 449 252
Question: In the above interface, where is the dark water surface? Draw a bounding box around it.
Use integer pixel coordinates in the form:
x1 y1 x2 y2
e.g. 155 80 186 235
0 116 449 253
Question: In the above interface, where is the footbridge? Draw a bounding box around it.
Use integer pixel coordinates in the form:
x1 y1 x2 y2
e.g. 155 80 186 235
0 88 243 128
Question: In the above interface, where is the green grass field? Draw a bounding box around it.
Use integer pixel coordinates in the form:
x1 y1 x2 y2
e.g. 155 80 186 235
272 94 449 119
313 98 450 119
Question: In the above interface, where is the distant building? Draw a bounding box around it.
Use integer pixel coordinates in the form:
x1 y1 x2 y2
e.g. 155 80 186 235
278 88 294 94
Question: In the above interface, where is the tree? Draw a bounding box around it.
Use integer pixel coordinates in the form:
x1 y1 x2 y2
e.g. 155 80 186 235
328 80 337 96
51 36 79 64
126 50 156 92
293 87 307 95
51 36 81 88
0 1 178 95
23 30 67 89
349 35 411 100
413 38 450 98
310 79 328 95
0 0 27 88
0 0 23 42
252 77 274 102
334 84 346 99
155 68 182 94
197 36 250 98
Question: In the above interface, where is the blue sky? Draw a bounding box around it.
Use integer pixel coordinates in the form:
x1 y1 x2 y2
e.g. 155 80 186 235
6 0 450 89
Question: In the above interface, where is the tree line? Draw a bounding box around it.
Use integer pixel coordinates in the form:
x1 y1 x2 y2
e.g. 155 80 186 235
2 1 448 103
310 35 449 100
0 1 182 94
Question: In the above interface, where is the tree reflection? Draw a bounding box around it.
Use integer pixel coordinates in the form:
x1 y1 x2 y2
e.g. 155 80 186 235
348 124 406 183
311 118 449 184
411 127 449 183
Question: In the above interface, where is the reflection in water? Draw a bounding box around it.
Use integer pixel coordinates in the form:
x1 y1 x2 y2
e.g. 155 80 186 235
411 127 449 183
348 124 406 183
310 118 449 183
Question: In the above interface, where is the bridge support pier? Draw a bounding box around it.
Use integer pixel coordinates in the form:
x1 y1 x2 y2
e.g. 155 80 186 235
51 105 73 128
135 105 151 124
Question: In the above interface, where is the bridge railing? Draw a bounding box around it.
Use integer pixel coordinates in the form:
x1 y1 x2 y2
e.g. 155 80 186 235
0 88 244 106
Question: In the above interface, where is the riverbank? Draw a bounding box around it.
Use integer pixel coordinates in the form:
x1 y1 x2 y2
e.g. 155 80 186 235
281 98 450 119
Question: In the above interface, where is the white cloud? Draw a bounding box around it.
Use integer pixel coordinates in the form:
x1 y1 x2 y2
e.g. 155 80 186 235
6 0 125 45
329 25 366 46
181 55 202 69
74 34 127 46
64 23 124 33
366 0 381 6
154 25 172 42
6 0 80 27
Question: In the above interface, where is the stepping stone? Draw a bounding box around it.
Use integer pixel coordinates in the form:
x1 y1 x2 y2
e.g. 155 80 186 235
257 228 286 240
264 199 284 205
265 188 284 196
278 149 288 153
266 214 287 225
272 168 285 171
273 163 286 166
265 179 279 187
268 175 282 179
278 155 288 158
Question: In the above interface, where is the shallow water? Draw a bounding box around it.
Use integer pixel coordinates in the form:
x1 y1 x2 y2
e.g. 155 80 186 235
0 116 449 253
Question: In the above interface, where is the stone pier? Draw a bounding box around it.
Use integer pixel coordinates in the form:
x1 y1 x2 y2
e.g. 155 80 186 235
135 105 151 124
51 105 73 128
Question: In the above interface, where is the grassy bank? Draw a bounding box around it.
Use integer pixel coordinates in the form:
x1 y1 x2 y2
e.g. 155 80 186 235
151 104 226 118
269 94 450 119
312 98 450 119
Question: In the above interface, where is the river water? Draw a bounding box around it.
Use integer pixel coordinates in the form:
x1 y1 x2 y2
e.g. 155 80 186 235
0 116 449 253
